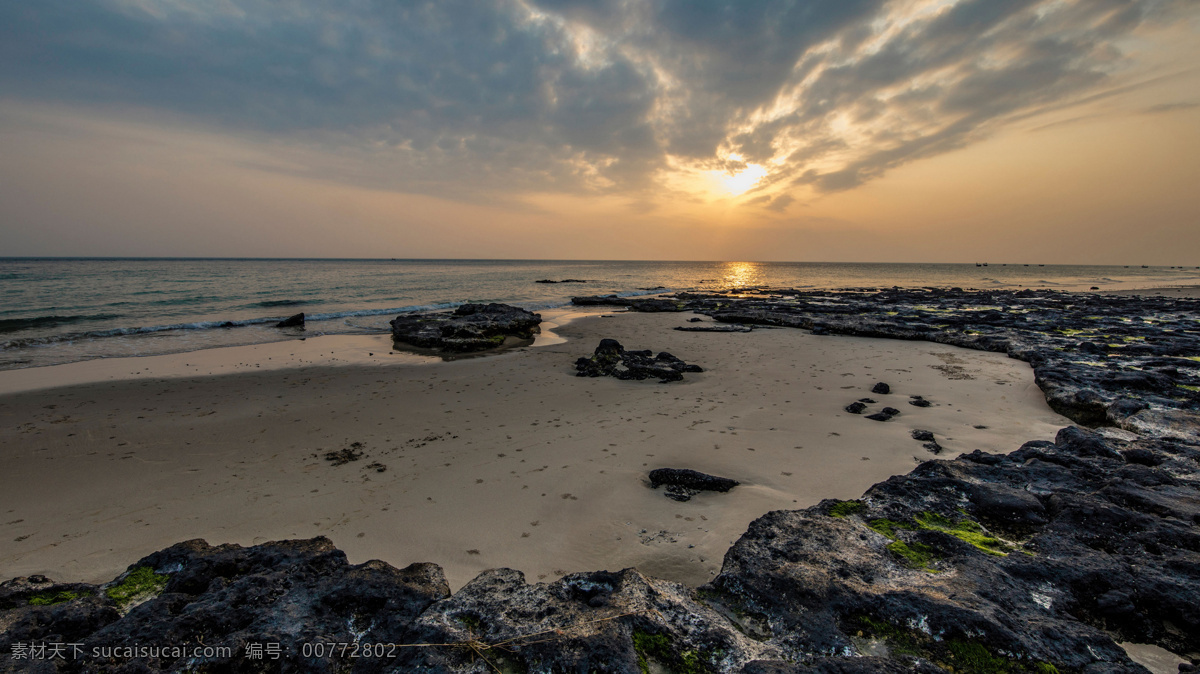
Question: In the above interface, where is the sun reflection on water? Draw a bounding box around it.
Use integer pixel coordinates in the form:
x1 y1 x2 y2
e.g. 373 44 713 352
721 262 763 290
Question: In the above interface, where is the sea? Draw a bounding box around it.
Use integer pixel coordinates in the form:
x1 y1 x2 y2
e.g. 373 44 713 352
2 258 1197 371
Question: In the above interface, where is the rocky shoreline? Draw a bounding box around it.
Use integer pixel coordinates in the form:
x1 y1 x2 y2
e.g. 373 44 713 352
3 288 1197 673
389 303 542 353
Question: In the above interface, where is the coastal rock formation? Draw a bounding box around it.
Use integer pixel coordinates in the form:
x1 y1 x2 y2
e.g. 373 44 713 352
574 339 703 382
674 324 754 333
535 279 589 283
664 286 1200 431
648 468 739 501
275 312 305 328
389 303 541 353
571 295 686 312
6 289 1200 672
5 427 1195 672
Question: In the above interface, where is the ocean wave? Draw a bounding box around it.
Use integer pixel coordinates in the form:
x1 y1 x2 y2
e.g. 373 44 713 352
0 302 463 350
305 302 463 322
254 299 320 308
0 319 279 349
613 288 673 298
0 314 123 334
0 291 674 352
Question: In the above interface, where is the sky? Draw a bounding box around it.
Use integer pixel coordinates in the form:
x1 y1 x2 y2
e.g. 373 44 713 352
1 0 1198 263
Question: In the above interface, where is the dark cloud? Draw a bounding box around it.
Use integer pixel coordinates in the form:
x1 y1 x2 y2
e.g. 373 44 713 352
765 194 795 212
0 0 1193 199
1143 102 1199 114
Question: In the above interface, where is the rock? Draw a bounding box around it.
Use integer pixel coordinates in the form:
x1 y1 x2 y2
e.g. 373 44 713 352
675 324 753 332
866 407 900 422
872 382 891 394
845 402 867 414
572 295 687 312
859 398 876 404
911 430 935 442
909 395 932 408
688 317 703 322
571 294 627 306
276 312 305 328
625 298 686 312
1 538 450 672
1122 448 1162 466
324 443 363 465
648 468 739 501
535 279 589 283
574 340 702 382
390 303 541 353
6 287 1200 673
966 484 1048 535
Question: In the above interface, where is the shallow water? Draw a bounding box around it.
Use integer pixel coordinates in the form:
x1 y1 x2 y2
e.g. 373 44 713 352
2 258 1196 369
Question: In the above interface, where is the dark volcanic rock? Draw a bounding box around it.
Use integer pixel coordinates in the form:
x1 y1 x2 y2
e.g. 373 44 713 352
866 407 901 422
845 402 867 414
909 395 932 407
574 339 702 382
5 435 1198 674
871 382 891 395
389 303 541 353
648 468 739 501
909 432 943 455
2 538 450 673
571 295 686 312
7 288 1200 673
535 278 589 283
706 428 1200 672
276 312 305 328
674 324 754 332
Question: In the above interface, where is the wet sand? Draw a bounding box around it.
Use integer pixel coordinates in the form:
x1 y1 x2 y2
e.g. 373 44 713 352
0 309 1071 590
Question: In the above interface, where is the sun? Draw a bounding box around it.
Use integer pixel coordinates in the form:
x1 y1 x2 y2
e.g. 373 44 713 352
714 163 768 196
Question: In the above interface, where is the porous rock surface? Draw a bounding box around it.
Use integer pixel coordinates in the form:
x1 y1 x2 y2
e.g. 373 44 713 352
648 468 740 502
574 338 703 382
389 303 541 353
5 289 1200 672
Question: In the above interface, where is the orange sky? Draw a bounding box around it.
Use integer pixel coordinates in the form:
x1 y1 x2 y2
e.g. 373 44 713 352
1 0 1197 263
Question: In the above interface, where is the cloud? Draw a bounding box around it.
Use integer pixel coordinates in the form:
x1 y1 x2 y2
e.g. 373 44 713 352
0 0 1196 201
765 194 795 213
1143 101 1199 114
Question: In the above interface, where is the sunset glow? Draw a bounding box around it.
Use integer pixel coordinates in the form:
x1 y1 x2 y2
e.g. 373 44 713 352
0 0 1197 262
716 164 769 196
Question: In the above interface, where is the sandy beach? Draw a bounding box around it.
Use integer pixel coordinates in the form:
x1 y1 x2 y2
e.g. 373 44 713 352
0 308 1071 590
